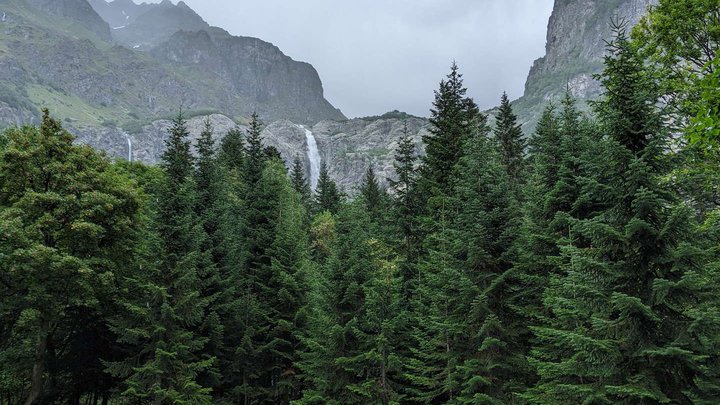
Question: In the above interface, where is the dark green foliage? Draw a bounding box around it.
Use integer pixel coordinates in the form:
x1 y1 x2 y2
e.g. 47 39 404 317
525 27 710 404
596 22 661 155
359 165 388 223
389 122 422 297
297 203 404 404
494 92 526 190
420 62 479 198
314 162 343 215
291 154 312 209
107 111 213 403
218 126 246 174
245 112 266 186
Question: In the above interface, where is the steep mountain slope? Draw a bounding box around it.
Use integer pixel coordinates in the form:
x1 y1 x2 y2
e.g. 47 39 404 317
514 0 658 130
27 0 111 41
0 0 344 132
87 111 429 191
89 0 211 49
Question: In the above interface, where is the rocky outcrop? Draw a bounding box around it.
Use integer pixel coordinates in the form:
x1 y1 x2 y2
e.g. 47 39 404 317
102 0 211 49
72 113 429 191
26 0 111 41
515 0 658 130
0 0 344 132
88 0 208 48
152 30 345 124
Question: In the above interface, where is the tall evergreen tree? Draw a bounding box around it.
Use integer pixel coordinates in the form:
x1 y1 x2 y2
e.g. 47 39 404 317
219 127 246 175
389 122 421 297
359 165 387 223
314 162 343 215
525 26 709 404
452 114 527 403
108 112 213 403
494 92 526 192
420 62 479 199
193 119 226 391
296 203 404 404
245 112 266 186
291 154 312 209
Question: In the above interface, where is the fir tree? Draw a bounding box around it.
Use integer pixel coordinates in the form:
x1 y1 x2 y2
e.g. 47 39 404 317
494 92 526 192
389 122 421 298
193 119 226 391
359 165 387 223
314 162 343 214
291 154 312 209
245 112 266 186
452 114 527 403
219 127 246 175
296 203 404 404
525 26 709 404
108 111 213 403
420 62 479 199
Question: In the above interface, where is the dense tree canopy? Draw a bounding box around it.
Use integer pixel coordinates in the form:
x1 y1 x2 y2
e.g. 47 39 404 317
2 5 720 403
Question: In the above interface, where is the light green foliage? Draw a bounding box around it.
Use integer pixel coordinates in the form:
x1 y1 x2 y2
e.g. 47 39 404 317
0 111 142 403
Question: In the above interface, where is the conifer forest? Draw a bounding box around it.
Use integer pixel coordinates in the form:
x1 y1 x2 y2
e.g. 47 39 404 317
1 1 720 404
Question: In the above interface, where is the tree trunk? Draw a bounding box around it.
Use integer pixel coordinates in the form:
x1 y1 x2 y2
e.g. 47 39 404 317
24 320 50 405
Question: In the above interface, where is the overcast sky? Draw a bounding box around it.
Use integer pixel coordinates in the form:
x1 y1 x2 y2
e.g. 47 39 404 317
140 0 554 118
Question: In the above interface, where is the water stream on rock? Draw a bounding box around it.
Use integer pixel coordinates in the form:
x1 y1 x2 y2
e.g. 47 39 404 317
300 125 321 190
126 136 132 162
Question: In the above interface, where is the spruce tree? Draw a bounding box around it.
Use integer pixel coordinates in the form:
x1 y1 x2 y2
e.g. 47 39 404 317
389 122 421 297
494 92 526 192
314 162 343 214
525 26 709 404
291 153 312 209
219 127 246 175
296 202 404 404
193 119 226 391
420 62 479 199
452 114 527 403
261 160 310 402
245 112 266 186
359 165 386 223
108 112 213 403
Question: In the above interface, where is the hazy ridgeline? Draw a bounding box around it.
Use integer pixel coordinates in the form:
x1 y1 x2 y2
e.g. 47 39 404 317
1 1 720 404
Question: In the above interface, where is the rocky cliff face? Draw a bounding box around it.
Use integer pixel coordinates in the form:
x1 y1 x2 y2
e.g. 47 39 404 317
89 0 211 49
514 0 658 130
0 0 344 133
27 0 111 41
73 113 429 192
152 29 342 124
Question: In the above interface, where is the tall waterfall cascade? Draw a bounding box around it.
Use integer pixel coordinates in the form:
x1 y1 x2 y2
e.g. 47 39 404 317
126 136 132 162
300 125 321 190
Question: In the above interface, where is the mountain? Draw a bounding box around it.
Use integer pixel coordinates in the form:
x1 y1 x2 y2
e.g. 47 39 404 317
0 0 343 132
0 0 660 188
88 0 211 49
85 111 429 191
514 0 658 130
27 0 112 41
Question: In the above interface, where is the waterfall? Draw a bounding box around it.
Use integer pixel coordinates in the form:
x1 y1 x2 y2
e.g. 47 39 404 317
300 125 321 190
125 136 132 162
